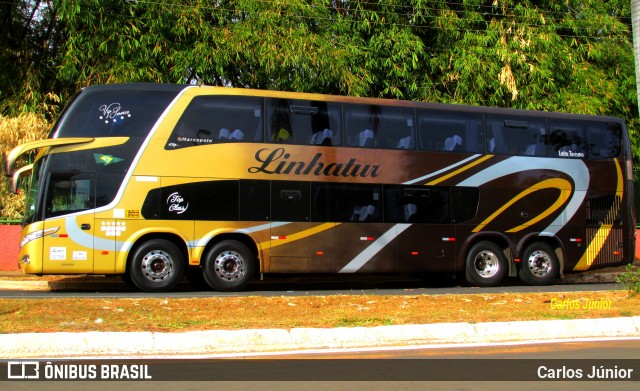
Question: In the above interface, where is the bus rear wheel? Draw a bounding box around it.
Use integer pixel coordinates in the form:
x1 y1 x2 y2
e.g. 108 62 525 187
518 242 559 286
128 239 185 293
465 241 508 287
202 240 255 292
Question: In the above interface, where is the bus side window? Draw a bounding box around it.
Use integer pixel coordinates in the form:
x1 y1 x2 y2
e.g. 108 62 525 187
485 115 547 156
418 110 482 153
268 99 293 143
271 181 310 222
587 122 622 159
311 183 381 223
345 104 414 149
167 96 263 149
267 100 341 146
384 185 450 224
549 119 587 158
239 180 270 221
345 104 378 148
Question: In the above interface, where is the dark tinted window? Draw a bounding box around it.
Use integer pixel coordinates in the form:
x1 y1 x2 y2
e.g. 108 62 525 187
141 180 239 220
485 115 547 156
167 96 263 149
549 119 622 159
587 122 622 159
418 110 482 153
344 104 415 149
385 185 450 223
239 180 270 221
549 119 588 159
451 187 479 223
44 172 95 219
271 181 310 222
55 89 178 138
312 183 382 222
266 99 341 145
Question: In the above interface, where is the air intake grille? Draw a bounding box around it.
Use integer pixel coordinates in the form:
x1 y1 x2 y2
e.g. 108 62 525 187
584 195 623 266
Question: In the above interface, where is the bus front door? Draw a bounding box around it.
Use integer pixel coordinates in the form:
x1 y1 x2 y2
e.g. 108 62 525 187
42 172 96 274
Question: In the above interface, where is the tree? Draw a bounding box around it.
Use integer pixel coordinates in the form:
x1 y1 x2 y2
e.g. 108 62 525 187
0 0 62 117
0 0 637 155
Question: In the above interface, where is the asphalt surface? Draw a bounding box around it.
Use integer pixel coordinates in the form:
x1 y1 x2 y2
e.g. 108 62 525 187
0 265 639 358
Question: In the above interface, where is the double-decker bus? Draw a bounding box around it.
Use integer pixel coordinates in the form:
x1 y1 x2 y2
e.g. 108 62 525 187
5 84 635 292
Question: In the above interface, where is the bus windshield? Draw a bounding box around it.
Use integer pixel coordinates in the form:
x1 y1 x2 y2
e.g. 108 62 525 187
22 157 46 225
52 85 183 138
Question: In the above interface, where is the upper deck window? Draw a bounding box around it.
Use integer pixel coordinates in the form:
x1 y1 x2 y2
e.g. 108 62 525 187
266 99 341 146
344 104 415 149
484 115 547 156
167 95 263 149
418 110 482 153
549 119 622 159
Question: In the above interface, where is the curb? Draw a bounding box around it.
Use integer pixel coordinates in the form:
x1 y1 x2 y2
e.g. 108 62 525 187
0 270 627 291
1 316 639 358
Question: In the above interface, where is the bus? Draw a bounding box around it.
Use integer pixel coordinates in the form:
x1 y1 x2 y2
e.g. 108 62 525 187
5 83 636 292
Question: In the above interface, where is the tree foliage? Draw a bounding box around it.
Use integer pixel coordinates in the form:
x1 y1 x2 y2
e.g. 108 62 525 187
0 0 638 158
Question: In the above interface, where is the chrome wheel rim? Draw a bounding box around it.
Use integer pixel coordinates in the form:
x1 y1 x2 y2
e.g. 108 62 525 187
214 250 245 281
474 250 500 278
140 250 174 281
526 250 552 277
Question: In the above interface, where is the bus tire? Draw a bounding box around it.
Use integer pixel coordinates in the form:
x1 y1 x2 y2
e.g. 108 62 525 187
202 240 254 292
465 241 508 287
120 273 136 290
128 239 185 293
518 242 559 286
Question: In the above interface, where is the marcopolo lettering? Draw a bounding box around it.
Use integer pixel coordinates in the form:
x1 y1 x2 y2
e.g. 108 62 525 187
249 148 381 178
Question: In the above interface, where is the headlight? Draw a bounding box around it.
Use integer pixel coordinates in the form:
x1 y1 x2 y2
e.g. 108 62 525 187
19 227 59 249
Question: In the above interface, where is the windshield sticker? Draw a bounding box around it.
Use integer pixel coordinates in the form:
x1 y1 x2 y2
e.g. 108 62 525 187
99 103 131 124
94 153 124 166
167 192 189 214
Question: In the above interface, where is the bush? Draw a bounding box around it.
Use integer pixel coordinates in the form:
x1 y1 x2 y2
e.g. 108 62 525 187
0 114 50 220
616 264 640 296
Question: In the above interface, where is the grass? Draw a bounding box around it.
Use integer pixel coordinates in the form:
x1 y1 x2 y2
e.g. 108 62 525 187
0 290 638 333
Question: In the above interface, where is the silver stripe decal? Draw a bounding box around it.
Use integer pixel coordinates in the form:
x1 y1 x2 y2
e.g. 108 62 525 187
456 156 589 234
403 154 482 184
339 224 411 273
65 216 124 251
191 221 290 248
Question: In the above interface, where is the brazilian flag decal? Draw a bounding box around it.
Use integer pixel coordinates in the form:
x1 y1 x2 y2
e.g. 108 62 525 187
94 153 124 166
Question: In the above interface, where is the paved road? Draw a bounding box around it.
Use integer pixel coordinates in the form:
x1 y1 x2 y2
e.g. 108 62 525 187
0 277 625 298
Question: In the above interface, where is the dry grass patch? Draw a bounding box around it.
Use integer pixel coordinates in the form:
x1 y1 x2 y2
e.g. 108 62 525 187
0 291 638 333
0 113 50 220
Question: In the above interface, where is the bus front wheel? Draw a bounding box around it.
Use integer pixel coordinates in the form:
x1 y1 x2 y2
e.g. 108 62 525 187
128 239 185 293
202 240 255 292
465 241 508 287
518 242 559 286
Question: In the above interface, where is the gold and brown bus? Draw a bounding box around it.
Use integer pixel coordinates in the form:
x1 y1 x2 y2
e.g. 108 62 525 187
5 84 636 292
